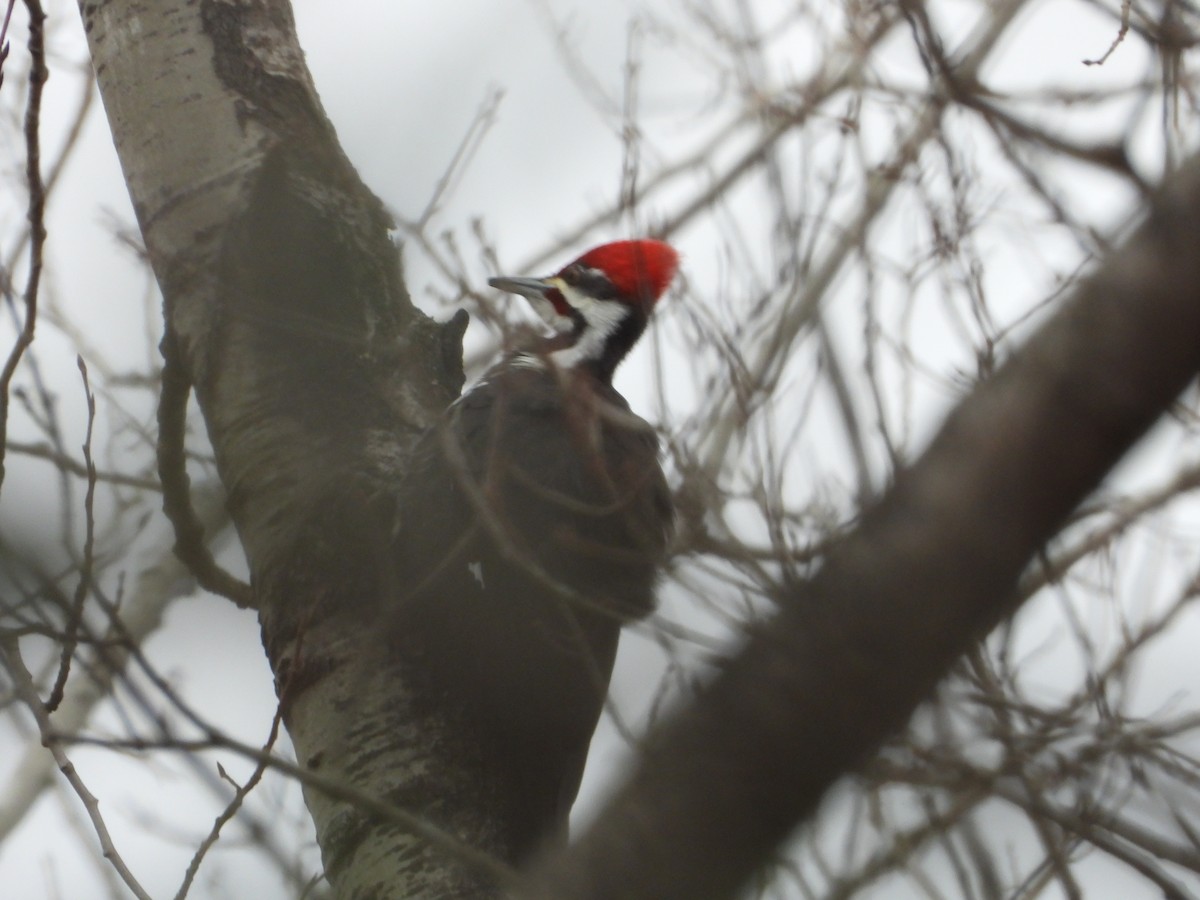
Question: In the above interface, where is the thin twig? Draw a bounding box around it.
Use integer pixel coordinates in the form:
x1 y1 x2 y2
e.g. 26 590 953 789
0 637 155 900
6 438 159 490
1083 0 1132 66
173 704 285 900
46 357 100 712
0 0 15 90
0 0 48 492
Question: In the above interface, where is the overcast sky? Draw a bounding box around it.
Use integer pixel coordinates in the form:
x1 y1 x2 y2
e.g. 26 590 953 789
2 1 1196 897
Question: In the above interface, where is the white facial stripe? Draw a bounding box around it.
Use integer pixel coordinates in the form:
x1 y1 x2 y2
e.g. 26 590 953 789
550 280 629 369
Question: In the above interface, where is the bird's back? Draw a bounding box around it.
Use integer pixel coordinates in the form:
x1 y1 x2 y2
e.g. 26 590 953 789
394 361 671 858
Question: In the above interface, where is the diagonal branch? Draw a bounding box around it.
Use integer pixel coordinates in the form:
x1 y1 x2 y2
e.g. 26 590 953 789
518 148 1200 900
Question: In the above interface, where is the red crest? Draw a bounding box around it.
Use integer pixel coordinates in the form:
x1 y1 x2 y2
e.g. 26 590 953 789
569 240 679 303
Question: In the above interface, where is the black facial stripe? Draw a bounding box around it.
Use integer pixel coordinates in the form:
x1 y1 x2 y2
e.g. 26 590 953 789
568 306 587 337
560 265 620 302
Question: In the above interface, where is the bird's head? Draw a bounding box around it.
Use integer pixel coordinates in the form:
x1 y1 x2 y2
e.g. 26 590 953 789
489 239 679 382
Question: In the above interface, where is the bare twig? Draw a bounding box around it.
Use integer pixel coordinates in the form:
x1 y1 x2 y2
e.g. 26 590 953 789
0 0 48 491
0 636 155 900
6 438 159 490
1084 0 1133 66
173 704 285 900
0 480 229 844
0 0 15 90
45 357 100 712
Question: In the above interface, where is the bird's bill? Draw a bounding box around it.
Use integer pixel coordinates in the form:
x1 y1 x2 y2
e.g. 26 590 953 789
488 275 573 333
488 275 554 299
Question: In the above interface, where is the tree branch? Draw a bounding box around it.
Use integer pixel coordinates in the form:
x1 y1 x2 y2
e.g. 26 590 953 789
519 150 1200 900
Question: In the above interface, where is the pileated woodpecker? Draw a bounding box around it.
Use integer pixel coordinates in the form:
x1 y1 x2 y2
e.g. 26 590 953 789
397 239 678 860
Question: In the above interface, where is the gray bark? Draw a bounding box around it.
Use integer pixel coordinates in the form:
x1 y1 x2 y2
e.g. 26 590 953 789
78 1 505 896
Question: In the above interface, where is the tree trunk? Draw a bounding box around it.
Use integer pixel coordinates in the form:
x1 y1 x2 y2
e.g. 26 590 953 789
78 1 505 895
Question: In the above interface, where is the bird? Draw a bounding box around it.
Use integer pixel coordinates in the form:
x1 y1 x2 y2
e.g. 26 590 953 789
395 239 678 862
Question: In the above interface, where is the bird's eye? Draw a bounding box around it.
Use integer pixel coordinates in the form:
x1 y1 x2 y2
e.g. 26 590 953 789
556 264 618 301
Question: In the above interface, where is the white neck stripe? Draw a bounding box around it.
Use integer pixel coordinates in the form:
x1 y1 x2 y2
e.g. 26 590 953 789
550 292 629 370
